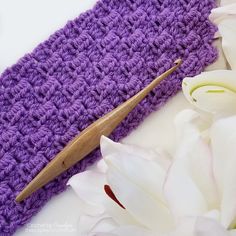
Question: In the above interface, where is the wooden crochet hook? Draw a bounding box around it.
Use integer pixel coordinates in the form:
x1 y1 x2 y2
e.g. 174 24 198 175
15 59 182 202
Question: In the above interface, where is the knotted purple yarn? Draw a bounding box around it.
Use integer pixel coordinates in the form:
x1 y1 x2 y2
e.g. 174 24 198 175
0 0 217 234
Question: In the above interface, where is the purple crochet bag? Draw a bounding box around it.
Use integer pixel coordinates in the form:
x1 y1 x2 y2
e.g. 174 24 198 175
0 0 217 234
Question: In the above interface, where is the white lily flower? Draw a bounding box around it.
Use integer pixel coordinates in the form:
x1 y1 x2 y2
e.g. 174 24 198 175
68 108 236 236
182 70 236 116
210 1 236 69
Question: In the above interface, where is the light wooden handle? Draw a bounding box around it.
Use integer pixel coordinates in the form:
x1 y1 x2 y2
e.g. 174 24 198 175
15 59 182 202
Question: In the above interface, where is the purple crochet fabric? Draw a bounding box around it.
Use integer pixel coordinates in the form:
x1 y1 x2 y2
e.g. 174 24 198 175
0 0 217 234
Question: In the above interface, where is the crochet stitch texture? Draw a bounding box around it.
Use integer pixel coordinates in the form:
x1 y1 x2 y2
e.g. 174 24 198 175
0 0 217 234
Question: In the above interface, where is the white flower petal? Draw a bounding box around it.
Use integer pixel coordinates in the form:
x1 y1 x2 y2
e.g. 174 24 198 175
194 217 229 236
182 70 236 115
167 110 219 214
170 216 227 236
221 0 236 6
107 165 173 233
101 136 152 160
104 196 138 226
101 136 167 202
101 136 171 169
211 115 236 227
152 147 172 171
218 18 236 70
204 209 221 222
211 116 235 191
97 159 108 173
78 213 118 236
67 170 106 215
210 3 236 25
100 137 175 231
222 158 236 229
169 217 196 236
164 158 208 221
174 109 212 145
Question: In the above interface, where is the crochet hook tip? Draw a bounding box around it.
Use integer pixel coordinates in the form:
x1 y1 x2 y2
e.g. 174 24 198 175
174 58 182 66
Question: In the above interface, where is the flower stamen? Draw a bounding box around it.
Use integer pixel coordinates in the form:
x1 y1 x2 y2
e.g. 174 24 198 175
104 185 125 209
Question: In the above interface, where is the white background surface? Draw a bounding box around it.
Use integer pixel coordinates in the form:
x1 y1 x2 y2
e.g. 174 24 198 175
0 1 219 235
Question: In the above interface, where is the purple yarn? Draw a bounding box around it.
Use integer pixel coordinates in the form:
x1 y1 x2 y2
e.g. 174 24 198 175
0 0 217 234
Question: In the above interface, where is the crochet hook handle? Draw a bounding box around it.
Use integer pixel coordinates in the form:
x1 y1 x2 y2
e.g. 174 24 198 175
15 59 182 202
